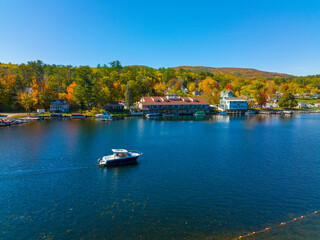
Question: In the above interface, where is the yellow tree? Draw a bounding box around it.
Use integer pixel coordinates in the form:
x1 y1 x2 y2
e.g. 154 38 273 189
198 78 218 92
265 80 277 100
18 92 35 113
187 82 197 92
0 74 16 109
30 77 53 108
154 82 167 95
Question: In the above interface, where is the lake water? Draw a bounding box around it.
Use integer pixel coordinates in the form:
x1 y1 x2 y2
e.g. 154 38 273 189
1 114 320 239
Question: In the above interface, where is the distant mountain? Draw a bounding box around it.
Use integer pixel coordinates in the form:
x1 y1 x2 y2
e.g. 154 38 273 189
172 66 292 79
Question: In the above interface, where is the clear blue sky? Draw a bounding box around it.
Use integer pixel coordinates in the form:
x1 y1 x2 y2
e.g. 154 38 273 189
1 0 320 76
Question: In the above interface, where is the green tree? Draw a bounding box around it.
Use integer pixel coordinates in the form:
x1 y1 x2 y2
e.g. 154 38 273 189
74 66 94 109
125 81 135 108
278 93 297 108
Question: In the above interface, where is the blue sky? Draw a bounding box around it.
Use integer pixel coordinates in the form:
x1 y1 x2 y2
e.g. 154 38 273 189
0 0 320 75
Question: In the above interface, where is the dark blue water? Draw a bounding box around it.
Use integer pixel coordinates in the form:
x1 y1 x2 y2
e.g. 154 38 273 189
1 115 320 239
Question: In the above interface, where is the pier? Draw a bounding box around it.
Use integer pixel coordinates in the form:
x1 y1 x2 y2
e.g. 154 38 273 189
258 109 320 115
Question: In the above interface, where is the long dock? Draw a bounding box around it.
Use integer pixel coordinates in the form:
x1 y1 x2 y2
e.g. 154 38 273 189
258 109 320 115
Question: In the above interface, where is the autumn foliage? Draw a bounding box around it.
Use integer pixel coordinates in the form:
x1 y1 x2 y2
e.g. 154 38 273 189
0 60 319 112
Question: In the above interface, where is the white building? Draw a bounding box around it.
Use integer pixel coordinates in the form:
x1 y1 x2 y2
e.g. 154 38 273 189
219 91 248 111
297 102 308 108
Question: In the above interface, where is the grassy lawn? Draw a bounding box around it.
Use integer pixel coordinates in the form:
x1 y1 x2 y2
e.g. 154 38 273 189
296 98 320 103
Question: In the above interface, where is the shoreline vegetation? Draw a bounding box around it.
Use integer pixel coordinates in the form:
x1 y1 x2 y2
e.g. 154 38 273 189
1 60 320 113
1 108 320 122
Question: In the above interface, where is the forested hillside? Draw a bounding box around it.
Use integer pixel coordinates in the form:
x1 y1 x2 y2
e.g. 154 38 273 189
0 60 319 112
173 66 292 79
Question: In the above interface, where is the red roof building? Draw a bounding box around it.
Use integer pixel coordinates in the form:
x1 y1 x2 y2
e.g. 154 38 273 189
137 93 210 114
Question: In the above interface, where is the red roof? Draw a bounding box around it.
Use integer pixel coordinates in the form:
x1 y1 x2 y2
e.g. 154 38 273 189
140 96 209 105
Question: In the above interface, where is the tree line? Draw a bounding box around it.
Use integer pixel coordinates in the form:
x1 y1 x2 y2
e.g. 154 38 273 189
0 60 319 112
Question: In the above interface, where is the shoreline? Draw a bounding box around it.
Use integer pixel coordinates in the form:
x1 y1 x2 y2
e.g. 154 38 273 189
1 109 320 122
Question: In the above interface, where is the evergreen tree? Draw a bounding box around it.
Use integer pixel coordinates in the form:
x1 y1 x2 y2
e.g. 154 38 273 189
125 81 134 108
74 66 94 110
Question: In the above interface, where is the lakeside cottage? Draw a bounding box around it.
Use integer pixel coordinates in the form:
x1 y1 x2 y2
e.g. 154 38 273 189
137 93 210 114
50 100 70 113
219 91 248 111
106 101 124 113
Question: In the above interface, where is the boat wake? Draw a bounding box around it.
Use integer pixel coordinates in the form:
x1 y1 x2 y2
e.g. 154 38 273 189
1 165 96 180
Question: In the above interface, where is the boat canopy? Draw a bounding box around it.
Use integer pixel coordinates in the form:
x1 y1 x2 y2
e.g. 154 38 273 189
112 149 128 153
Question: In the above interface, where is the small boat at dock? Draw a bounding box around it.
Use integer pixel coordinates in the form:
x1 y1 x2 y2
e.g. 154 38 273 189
71 113 85 119
283 110 293 115
162 112 176 117
130 110 144 116
217 111 228 115
194 111 206 117
146 113 161 118
50 113 63 118
95 113 112 121
98 149 142 167
246 110 256 115
0 119 11 126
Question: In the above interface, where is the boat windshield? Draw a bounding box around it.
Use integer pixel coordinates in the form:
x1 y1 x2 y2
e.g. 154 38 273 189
114 152 129 157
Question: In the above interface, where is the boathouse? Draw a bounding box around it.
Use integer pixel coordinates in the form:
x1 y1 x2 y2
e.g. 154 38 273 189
137 93 210 114
219 91 248 112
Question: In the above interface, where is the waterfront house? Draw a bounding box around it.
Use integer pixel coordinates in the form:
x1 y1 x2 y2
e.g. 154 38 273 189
297 102 308 108
137 93 210 114
219 91 248 111
220 90 234 98
37 109 45 114
118 99 125 105
181 87 189 93
311 93 319 98
106 101 124 113
25 87 33 96
192 90 201 96
50 100 70 113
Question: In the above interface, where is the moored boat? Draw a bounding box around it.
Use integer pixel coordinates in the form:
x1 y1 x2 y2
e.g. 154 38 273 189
95 113 112 121
246 110 256 115
146 113 161 118
217 111 228 115
50 113 63 118
283 110 293 115
163 113 174 117
98 149 142 167
130 110 144 116
71 113 85 119
194 111 206 117
0 119 10 126
15 119 27 123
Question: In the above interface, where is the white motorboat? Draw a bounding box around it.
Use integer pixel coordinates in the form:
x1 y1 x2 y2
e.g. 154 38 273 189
95 113 112 120
98 149 143 166
246 110 256 115
283 110 293 115
146 113 161 118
